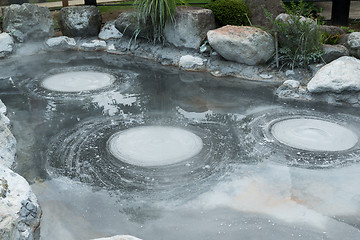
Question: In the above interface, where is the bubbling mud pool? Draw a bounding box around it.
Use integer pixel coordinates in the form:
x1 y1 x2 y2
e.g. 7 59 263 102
1 51 360 240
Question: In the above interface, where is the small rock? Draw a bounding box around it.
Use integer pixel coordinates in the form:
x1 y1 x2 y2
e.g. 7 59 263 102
283 79 300 89
45 36 77 50
285 70 295 76
347 32 360 49
80 39 107 51
0 33 14 58
179 55 205 70
99 20 123 40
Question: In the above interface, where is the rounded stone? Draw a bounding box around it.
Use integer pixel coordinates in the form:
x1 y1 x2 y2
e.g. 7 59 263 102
271 118 358 152
107 126 203 167
41 71 115 92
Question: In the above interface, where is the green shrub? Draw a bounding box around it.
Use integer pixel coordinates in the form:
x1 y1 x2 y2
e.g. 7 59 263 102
205 0 251 26
135 0 178 42
265 0 323 69
283 0 323 19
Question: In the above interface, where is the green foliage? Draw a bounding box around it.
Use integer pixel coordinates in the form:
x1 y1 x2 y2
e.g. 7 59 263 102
266 0 324 69
321 30 341 45
135 0 178 42
205 0 251 26
283 0 323 19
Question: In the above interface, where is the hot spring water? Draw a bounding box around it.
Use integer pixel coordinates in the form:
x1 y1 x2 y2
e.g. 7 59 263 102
1 51 360 240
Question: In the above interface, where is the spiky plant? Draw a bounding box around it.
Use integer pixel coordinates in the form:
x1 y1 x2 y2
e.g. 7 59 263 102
135 0 178 42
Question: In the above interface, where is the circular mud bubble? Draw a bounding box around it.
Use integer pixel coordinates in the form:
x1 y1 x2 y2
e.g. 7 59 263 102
107 126 203 167
17 66 138 101
41 71 115 92
271 118 358 152
235 108 360 168
45 114 239 201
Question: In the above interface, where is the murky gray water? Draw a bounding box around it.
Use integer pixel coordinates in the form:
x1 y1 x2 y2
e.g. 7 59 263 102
1 51 360 240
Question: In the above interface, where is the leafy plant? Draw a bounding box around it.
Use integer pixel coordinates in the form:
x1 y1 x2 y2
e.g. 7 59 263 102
205 0 251 26
265 0 324 69
283 0 323 19
321 30 342 45
135 0 179 42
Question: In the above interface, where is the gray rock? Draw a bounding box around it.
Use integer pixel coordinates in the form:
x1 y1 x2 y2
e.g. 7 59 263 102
347 32 360 49
307 56 360 93
59 6 102 37
207 26 275 66
0 167 41 240
245 0 283 27
318 25 346 37
164 7 216 49
114 11 148 39
2 3 54 42
275 13 316 29
80 39 107 51
179 55 205 70
45 36 77 50
0 33 14 58
322 44 349 63
99 20 123 40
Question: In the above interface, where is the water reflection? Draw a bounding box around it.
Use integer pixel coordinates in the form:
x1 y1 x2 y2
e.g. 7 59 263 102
1 51 360 240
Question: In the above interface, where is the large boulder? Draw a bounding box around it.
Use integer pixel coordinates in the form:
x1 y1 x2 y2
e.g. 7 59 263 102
207 25 275 65
245 0 283 27
114 11 151 39
2 3 54 42
164 7 216 49
307 56 360 93
59 6 102 37
0 167 41 240
0 33 14 58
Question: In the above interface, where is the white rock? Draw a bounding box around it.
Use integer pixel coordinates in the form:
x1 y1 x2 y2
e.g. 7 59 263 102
347 32 360 49
99 20 123 40
45 36 77 50
0 99 16 169
283 80 300 89
307 56 360 93
207 26 274 66
91 235 142 240
80 39 107 51
0 33 14 58
275 13 316 29
0 167 41 240
179 55 205 70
